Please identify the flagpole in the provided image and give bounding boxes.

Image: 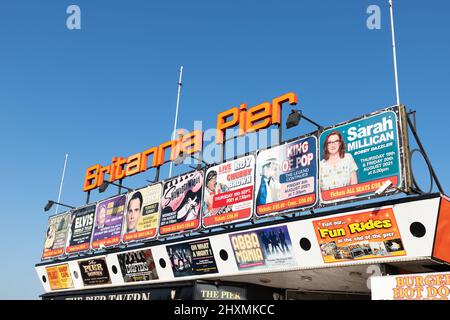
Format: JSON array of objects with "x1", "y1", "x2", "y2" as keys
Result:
[
  {"x1": 389, "y1": 0, "x2": 400, "y2": 105},
  {"x1": 168, "y1": 66, "x2": 184, "y2": 178},
  {"x1": 55, "y1": 153, "x2": 69, "y2": 214}
]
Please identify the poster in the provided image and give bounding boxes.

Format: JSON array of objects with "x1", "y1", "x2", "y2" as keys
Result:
[
  {"x1": 122, "y1": 184, "x2": 162, "y2": 243},
  {"x1": 371, "y1": 271, "x2": 450, "y2": 300},
  {"x1": 255, "y1": 136, "x2": 318, "y2": 216},
  {"x1": 91, "y1": 194, "x2": 126, "y2": 249},
  {"x1": 319, "y1": 109, "x2": 403, "y2": 204},
  {"x1": 66, "y1": 204, "x2": 96, "y2": 254},
  {"x1": 159, "y1": 170, "x2": 203, "y2": 236},
  {"x1": 166, "y1": 239, "x2": 218, "y2": 277},
  {"x1": 46, "y1": 264, "x2": 74, "y2": 290},
  {"x1": 42, "y1": 212, "x2": 71, "y2": 260},
  {"x1": 313, "y1": 208, "x2": 406, "y2": 263},
  {"x1": 195, "y1": 283, "x2": 247, "y2": 300},
  {"x1": 78, "y1": 258, "x2": 111, "y2": 286},
  {"x1": 117, "y1": 249, "x2": 159, "y2": 283},
  {"x1": 202, "y1": 155, "x2": 255, "y2": 228},
  {"x1": 229, "y1": 225, "x2": 296, "y2": 270}
]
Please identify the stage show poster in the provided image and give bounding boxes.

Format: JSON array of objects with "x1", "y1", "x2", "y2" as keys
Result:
[
  {"x1": 319, "y1": 109, "x2": 403, "y2": 204},
  {"x1": 66, "y1": 204, "x2": 96, "y2": 254},
  {"x1": 167, "y1": 239, "x2": 218, "y2": 277},
  {"x1": 42, "y1": 212, "x2": 71, "y2": 260},
  {"x1": 46, "y1": 264, "x2": 74, "y2": 290},
  {"x1": 91, "y1": 194, "x2": 126, "y2": 249},
  {"x1": 202, "y1": 155, "x2": 255, "y2": 228},
  {"x1": 313, "y1": 208, "x2": 406, "y2": 263},
  {"x1": 159, "y1": 171, "x2": 203, "y2": 236},
  {"x1": 78, "y1": 258, "x2": 111, "y2": 286},
  {"x1": 255, "y1": 136, "x2": 318, "y2": 217},
  {"x1": 122, "y1": 184, "x2": 162, "y2": 243},
  {"x1": 117, "y1": 249, "x2": 159, "y2": 283},
  {"x1": 229, "y1": 225, "x2": 296, "y2": 270}
]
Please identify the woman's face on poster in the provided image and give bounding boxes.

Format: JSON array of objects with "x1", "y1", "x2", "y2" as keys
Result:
[{"x1": 326, "y1": 134, "x2": 341, "y2": 155}]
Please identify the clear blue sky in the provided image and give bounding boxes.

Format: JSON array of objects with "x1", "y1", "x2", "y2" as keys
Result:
[{"x1": 0, "y1": 0, "x2": 448, "y2": 299}]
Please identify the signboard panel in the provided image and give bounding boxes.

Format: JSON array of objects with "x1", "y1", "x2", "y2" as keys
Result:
[
  {"x1": 91, "y1": 194, "x2": 126, "y2": 249},
  {"x1": 159, "y1": 171, "x2": 203, "y2": 236},
  {"x1": 44, "y1": 288, "x2": 174, "y2": 300},
  {"x1": 255, "y1": 136, "x2": 318, "y2": 217},
  {"x1": 66, "y1": 204, "x2": 96, "y2": 254},
  {"x1": 117, "y1": 249, "x2": 159, "y2": 283},
  {"x1": 167, "y1": 239, "x2": 218, "y2": 277},
  {"x1": 319, "y1": 108, "x2": 403, "y2": 204},
  {"x1": 42, "y1": 212, "x2": 71, "y2": 260},
  {"x1": 229, "y1": 225, "x2": 296, "y2": 270},
  {"x1": 194, "y1": 283, "x2": 247, "y2": 300},
  {"x1": 313, "y1": 208, "x2": 406, "y2": 263},
  {"x1": 122, "y1": 184, "x2": 162, "y2": 243},
  {"x1": 78, "y1": 258, "x2": 111, "y2": 286},
  {"x1": 45, "y1": 264, "x2": 74, "y2": 290},
  {"x1": 371, "y1": 272, "x2": 450, "y2": 300},
  {"x1": 202, "y1": 155, "x2": 255, "y2": 228}
]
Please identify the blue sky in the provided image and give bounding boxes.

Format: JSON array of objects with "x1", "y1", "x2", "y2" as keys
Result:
[{"x1": 0, "y1": 0, "x2": 449, "y2": 299}]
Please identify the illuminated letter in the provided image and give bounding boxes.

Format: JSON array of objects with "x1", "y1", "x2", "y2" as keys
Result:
[
  {"x1": 246, "y1": 102, "x2": 272, "y2": 133},
  {"x1": 216, "y1": 107, "x2": 240, "y2": 144},
  {"x1": 182, "y1": 130, "x2": 203, "y2": 155},
  {"x1": 271, "y1": 92, "x2": 298, "y2": 125},
  {"x1": 83, "y1": 164, "x2": 101, "y2": 192},
  {"x1": 140, "y1": 147, "x2": 158, "y2": 171},
  {"x1": 125, "y1": 153, "x2": 142, "y2": 176}
]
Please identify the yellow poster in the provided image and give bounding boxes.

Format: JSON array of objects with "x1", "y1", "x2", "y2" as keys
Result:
[{"x1": 46, "y1": 264, "x2": 74, "y2": 290}]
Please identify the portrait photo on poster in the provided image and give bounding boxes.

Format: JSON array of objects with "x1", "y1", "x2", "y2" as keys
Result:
[
  {"x1": 255, "y1": 135, "x2": 318, "y2": 217},
  {"x1": 122, "y1": 184, "x2": 162, "y2": 243},
  {"x1": 318, "y1": 108, "x2": 404, "y2": 204}
]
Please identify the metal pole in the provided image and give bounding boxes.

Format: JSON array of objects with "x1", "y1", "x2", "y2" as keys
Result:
[
  {"x1": 389, "y1": 0, "x2": 401, "y2": 105},
  {"x1": 278, "y1": 112, "x2": 283, "y2": 146},
  {"x1": 406, "y1": 116, "x2": 445, "y2": 194},
  {"x1": 168, "y1": 66, "x2": 184, "y2": 178},
  {"x1": 55, "y1": 153, "x2": 69, "y2": 214}
]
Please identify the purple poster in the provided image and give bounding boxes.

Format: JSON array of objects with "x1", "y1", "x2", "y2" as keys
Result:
[{"x1": 91, "y1": 194, "x2": 126, "y2": 249}]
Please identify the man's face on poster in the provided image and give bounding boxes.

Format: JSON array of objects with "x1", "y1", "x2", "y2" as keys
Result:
[
  {"x1": 263, "y1": 162, "x2": 279, "y2": 179},
  {"x1": 127, "y1": 198, "x2": 141, "y2": 231},
  {"x1": 207, "y1": 175, "x2": 217, "y2": 191},
  {"x1": 97, "y1": 206, "x2": 106, "y2": 227}
]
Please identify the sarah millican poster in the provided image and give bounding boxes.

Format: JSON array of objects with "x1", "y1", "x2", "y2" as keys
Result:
[
  {"x1": 229, "y1": 225, "x2": 296, "y2": 270},
  {"x1": 91, "y1": 194, "x2": 126, "y2": 249},
  {"x1": 117, "y1": 249, "x2": 159, "y2": 282},
  {"x1": 202, "y1": 155, "x2": 255, "y2": 228},
  {"x1": 78, "y1": 258, "x2": 111, "y2": 286},
  {"x1": 319, "y1": 109, "x2": 403, "y2": 203},
  {"x1": 42, "y1": 212, "x2": 71, "y2": 260},
  {"x1": 167, "y1": 239, "x2": 218, "y2": 277},
  {"x1": 313, "y1": 208, "x2": 406, "y2": 263},
  {"x1": 46, "y1": 264, "x2": 74, "y2": 290},
  {"x1": 159, "y1": 171, "x2": 203, "y2": 236},
  {"x1": 122, "y1": 184, "x2": 162, "y2": 243},
  {"x1": 255, "y1": 136, "x2": 318, "y2": 217},
  {"x1": 66, "y1": 204, "x2": 96, "y2": 254}
]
